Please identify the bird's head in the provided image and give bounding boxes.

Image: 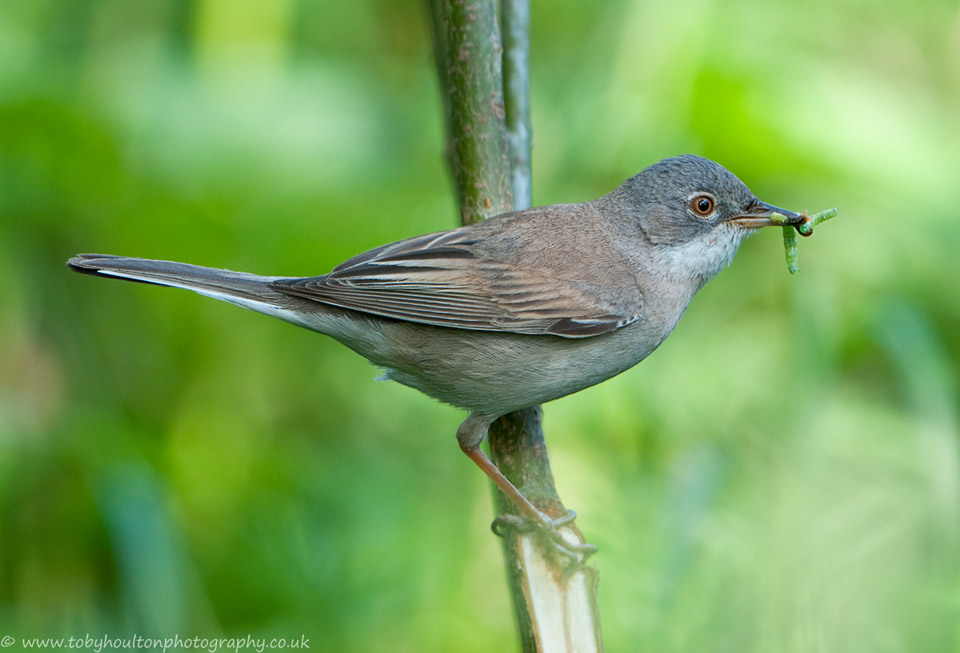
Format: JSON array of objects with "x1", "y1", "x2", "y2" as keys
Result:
[{"x1": 607, "y1": 154, "x2": 801, "y2": 285}]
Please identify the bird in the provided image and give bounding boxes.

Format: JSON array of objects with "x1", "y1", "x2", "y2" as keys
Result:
[{"x1": 68, "y1": 154, "x2": 802, "y2": 553}]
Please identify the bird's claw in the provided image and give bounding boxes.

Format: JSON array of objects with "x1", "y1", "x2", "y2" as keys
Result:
[{"x1": 491, "y1": 509, "x2": 598, "y2": 562}]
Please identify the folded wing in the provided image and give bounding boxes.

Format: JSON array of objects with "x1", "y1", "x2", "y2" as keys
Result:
[{"x1": 271, "y1": 228, "x2": 641, "y2": 338}]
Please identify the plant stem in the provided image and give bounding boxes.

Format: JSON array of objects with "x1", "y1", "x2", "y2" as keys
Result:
[
  {"x1": 426, "y1": 1, "x2": 603, "y2": 650},
  {"x1": 426, "y1": 0, "x2": 511, "y2": 225},
  {"x1": 502, "y1": 0, "x2": 532, "y2": 210}
]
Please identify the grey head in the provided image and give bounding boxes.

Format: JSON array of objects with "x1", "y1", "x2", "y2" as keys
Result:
[{"x1": 598, "y1": 154, "x2": 798, "y2": 286}]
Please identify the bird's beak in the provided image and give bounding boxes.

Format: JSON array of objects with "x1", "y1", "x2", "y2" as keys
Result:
[{"x1": 728, "y1": 200, "x2": 802, "y2": 229}]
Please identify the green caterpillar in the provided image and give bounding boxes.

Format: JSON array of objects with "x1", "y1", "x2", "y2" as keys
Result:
[{"x1": 771, "y1": 208, "x2": 838, "y2": 275}]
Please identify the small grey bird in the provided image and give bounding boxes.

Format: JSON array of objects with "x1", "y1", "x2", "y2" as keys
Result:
[{"x1": 69, "y1": 154, "x2": 802, "y2": 550}]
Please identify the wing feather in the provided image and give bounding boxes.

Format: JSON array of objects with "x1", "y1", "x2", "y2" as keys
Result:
[{"x1": 271, "y1": 227, "x2": 641, "y2": 338}]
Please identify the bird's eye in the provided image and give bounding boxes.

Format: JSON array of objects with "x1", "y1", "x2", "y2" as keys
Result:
[{"x1": 691, "y1": 195, "x2": 715, "y2": 217}]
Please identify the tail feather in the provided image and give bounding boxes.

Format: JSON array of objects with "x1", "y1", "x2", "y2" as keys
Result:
[
  {"x1": 68, "y1": 253, "x2": 288, "y2": 297},
  {"x1": 67, "y1": 254, "x2": 310, "y2": 325}
]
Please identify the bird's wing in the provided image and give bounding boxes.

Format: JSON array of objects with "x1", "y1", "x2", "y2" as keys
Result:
[{"x1": 270, "y1": 227, "x2": 641, "y2": 338}]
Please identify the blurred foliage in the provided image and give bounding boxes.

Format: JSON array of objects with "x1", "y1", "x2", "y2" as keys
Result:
[{"x1": 1, "y1": 0, "x2": 959, "y2": 650}]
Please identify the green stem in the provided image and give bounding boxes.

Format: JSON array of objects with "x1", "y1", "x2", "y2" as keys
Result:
[
  {"x1": 501, "y1": 0, "x2": 532, "y2": 210},
  {"x1": 428, "y1": 0, "x2": 512, "y2": 225},
  {"x1": 426, "y1": 2, "x2": 602, "y2": 650}
]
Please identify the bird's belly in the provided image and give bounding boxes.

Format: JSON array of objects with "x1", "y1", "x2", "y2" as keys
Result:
[{"x1": 368, "y1": 319, "x2": 665, "y2": 415}]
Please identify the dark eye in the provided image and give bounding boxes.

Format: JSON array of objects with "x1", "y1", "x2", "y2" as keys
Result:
[{"x1": 691, "y1": 195, "x2": 715, "y2": 216}]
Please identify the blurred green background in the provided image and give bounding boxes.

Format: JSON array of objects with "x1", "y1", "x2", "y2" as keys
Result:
[{"x1": 2, "y1": 0, "x2": 959, "y2": 650}]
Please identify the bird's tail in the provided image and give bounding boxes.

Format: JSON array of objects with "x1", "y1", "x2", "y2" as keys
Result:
[{"x1": 67, "y1": 254, "x2": 308, "y2": 325}]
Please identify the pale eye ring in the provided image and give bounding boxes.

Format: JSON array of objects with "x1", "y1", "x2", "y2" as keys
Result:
[{"x1": 690, "y1": 195, "x2": 715, "y2": 217}]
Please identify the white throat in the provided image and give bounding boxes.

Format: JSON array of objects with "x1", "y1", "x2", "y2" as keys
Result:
[{"x1": 651, "y1": 224, "x2": 748, "y2": 286}]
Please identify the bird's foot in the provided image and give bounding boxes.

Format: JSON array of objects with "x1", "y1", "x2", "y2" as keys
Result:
[{"x1": 492, "y1": 509, "x2": 598, "y2": 562}]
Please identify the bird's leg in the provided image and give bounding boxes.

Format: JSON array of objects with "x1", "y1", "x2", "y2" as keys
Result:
[{"x1": 457, "y1": 413, "x2": 596, "y2": 558}]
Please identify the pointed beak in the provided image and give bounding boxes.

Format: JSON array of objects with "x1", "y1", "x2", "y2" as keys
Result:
[{"x1": 728, "y1": 200, "x2": 803, "y2": 229}]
